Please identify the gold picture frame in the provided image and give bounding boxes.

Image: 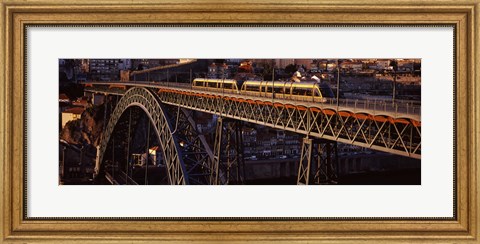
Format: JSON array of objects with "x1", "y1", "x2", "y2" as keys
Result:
[{"x1": 1, "y1": 0, "x2": 478, "y2": 242}]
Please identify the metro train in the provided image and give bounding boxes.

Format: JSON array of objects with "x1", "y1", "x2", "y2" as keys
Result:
[{"x1": 192, "y1": 78, "x2": 335, "y2": 102}]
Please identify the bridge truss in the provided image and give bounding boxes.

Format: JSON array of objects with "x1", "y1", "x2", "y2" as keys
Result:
[{"x1": 155, "y1": 88, "x2": 421, "y2": 159}]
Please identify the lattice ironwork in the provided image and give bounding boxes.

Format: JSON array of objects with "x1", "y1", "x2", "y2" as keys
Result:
[
  {"x1": 297, "y1": 138, "x2": 313, "y2": 185},
  {"x1": 168, "y1": 107, "x2": 215, "y2": 184},
  {"x1": 209, "y1": 117, "x2": 223, "y2": 185},
  {"x1": 209, "y1": 117, "x2": 246, "y2": 185},
  {"x1": 155, "y1": 89, "x2": 421, "y2": 159},
  {"x1": 297, "y1": 138, "x2": 339, "y2": 185},
  {"x1": 312, "y1": 140, "x2": 338, "y2": 184},
  {"x1": 85, "y1": 85, "x2": 421, "y2": 158},
  {"x1": 96, "y1": 87, "x2": 187, "y2": 185}
]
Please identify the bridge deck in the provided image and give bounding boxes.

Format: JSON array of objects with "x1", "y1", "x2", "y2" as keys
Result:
[{"x1": 83, "y1": 81, "x2": 420, "y2": 122}]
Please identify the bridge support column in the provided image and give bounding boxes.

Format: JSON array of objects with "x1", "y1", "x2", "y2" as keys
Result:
[
  {"x1": 209, "y1": 117, "x2": 245, "y2": 185},
  {"x1": 313, "y1": 140, "x2": 339, "y2": 184},
  {"x1": 94, "y1": 94, "x2": 109, "y2": 178},
  {"x1": 297, "y1": 138, "x2": 313, "y2": 185},
  {"x1": 225, "y1": 121, "x2": 245, "y2": 184},
  {"x1": 209, "y1": 117, "x2": 223, "y2": 185},
  {"x1": 94, "y1": 145, "x2": 101, "y2": 179},
  {"x1": 297, "y1": 138, "x2": 339, "y2": 185}
]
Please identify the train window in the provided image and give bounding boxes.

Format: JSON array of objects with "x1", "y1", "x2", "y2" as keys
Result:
[
  {"x1": 245, "y1": 85, "x2": 258, "y2": 92},
  {"x1": 292, "y1": 88, "x2": 313, "y2": 96},
  {"x1": 291, "y1": 88, "x2": 299, "y2": 95},
  {"x1": 207, "y1": 82, "x2": 217, "y2": 88},
  {"x1": 196, "y1": 81, "x2": 204, "y2": 87},
  {"x1": 285, "y1": 86, "x2": 292, "y2": 95},
  {"x1": 291, "y1": 88, "x2": 305, "y2": 96},
  {"x1": 266, "y1": 86, "x2": 273, "y2": 93},
  {"x1": 274, "y1": 87, "x2": 284, "y2": 93},
  {"x1": 223, "y1": 83, "x2": 233, "y2": 89},
  {"x1": 305, "y1": 89, "x2": 313, "y2": 96}
]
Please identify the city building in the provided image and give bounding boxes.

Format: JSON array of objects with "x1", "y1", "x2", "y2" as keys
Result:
[
  {"x1": 59, "y1": 93, "x2": 71, "y2": 114},
  {"x1": 309, "y1": 61, "x2": 319, "y2": 72},
  {"x1": 397, "y1": 59, "x2": 414, "y2": 72},
  {"x1": 60, "y1": 142, "x2": 95, "y2": 185},
  {"x1": 340, "y1": 61, "x2": 363, "y2": 72},
  {"x1": 238, "y1": 60, "x2": 253, "y2": 73},
  {"x1": 118, "y1": 59, "x2": 132, "y2": 70},
  {"x1": 61, "y1": 107, "x2": 84, "y2": 128},
  {"x1": 317, "y1": 60, "x2": 338, "y2": 72},
  {"x1": 131, "y1": 146, "x2": 160, "y2": 166},
  {"x1": 132, "y1": 59, "x2": 180, "y2": 70},
  {"x1": 207, "y1": 62, "x2": 229, "y2": 78},
  {"x1": 80, "y1": 59, "x2": 90, "y2": 73},
  {"x1": 226, "y1": 59, "x2": 241, "y2": 64},
  {"x1": 72, "y1": 97, "x2": 89, "y2": 108},
  {"x1": 87, "y1": 93, "x2": 105, "y2": 106},
  {"x1": 274, "y1": 59, "x2": 295, "y2": 69},
  {"x1": 89, "y1": 59, "x2": 121, "y2": 81},
  {"x1": 294, "y1": 59, "x2": 312, "y2": 70},
  {"x1": 375, "y1": 59, "x2": 391, "y2": 70},
  {"x1": 59, "y1": 93, "x2": 70, "y2": 104}
]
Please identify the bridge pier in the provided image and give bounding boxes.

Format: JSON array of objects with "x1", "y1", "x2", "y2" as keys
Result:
[
  {"x1": 209, "y1": 117, "x2": 246, "y2": 185},
  {"x1": 209, "y1": 117, "x2": 223, "y2": 185},
  {"x1": 297, "y1": 138, "x2": 313, "y2": 185},
  {"x1": 297, "y1": 137, "x2": 338, "y2": 185}
]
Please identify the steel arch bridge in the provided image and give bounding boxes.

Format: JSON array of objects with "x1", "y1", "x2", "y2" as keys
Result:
[{"x1": 86, "y1": 81, "x2": 421, "y2": 185}]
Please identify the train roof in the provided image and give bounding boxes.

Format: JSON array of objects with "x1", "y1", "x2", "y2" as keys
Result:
[
  {"x1": 243, "y1": 80, "x2": 322, "y2": 88},
  {"x1": 243, "y1": 80, "x2": 289, "y2": 87},
  {"x1": 193, "y1": 78, "x2": 238, "y2": 84}
]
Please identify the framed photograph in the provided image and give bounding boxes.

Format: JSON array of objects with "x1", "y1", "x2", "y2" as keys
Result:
[{"x1": 1, "y1": 0, "x2": 478, "y2": 242}]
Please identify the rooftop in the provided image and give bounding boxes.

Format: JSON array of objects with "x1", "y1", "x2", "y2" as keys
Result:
[
  {"x1": 59, "y1": 93, "x2": 69, "y2": 101},
  {"x1": 63, "y1": 107, "x2": 85, "y2": 115}
]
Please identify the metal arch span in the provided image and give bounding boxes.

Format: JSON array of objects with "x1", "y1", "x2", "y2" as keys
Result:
[{"x1": 95, "y1": 87, "x2": 188, "y2": 185}]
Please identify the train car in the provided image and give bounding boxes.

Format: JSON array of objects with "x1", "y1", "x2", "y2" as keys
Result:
[
  {"x1": 241, "y1": 80, "x2": 290, "y2": 98},
  {"x1": 240, "y1": 80, "x2": 334, "y2": 102},
  {"x1": 192, "y1": 78, "x2": 241, "y2": 94}
]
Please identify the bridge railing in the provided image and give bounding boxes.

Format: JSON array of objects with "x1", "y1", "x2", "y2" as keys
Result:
[{"x1": 324, "y1": 98, "x2": 421, "y2": 116}]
